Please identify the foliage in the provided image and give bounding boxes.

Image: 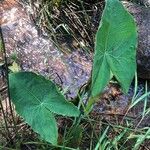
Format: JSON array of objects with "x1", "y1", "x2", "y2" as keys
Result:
[
  {"x1": 91, "y1": 0, "x2": 137, "y2": 97},
  {"x1": 8, "y1": 62, "x2": 21, "y2": 72},
  {"x1": 86, "y1": 0, "x2": 137, "y2": 112},
  {"x1": 9, "y1": 72, "x2": 80, "y2": 145},
  {"x1": 7, "y1": 0, "x2": 145, "y2": 149}
]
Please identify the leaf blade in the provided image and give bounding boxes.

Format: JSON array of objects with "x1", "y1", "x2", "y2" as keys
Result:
[
  {"x1": 9, "y1": 72, "x2": 80, "y2": 144},
  {"x1": 91, "y1": 0, "x2": 137, "y2": 97}
]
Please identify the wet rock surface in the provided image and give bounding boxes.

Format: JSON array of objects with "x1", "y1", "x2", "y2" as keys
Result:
[
  {"x1": 123, "y1": 2, "x2": 150, "y2": 79},
  {"x1": 0, "y1": 0, "x2": 92, "y2": 98}
]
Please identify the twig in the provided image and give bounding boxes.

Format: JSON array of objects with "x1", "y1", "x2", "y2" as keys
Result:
[
  {"x1": 0, "y1": 85, "x2": 7, "y2": 93},
  {"x1": 0, "y1": 94, "x2": 10, "y2": 140},
  {"x1": 0, "y1": 27, "x2": 18, "y2": 138}
]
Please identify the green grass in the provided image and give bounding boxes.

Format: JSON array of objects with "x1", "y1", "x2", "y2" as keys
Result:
[{"x1": 22, "y1": 0, "x2": 103, "y2": 54}]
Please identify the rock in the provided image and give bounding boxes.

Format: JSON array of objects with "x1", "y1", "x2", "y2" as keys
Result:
[
  {"x1": 133, "y1": 0, "x2": 150, "y2": 7},
  {"x1": 0, "y1": 0, "x2": 92, "y2": 98},
  {"x1": 123, "y1": 2, "x2": 150, "y2": 79},
  {"x1": 140, "y1": 0, "x2": 150, "y2": 7}
]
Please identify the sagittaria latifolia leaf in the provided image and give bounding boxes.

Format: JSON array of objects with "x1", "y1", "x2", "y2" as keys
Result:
[
  {"x1": 91, "y1": 0, "x2": 138, "y2": 97},
  {"x1": 9, "y1": 72, "x2": 80, "y2": 145}
]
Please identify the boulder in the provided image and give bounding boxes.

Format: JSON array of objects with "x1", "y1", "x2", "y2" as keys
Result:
[{"x1": 123, "y1": 2, "x2": 150, "y2": 79}]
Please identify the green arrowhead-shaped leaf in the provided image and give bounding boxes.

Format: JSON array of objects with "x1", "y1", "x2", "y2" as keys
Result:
[
  {"x1": 9, "y1": 72, "x2": 80, "y2": 145},
  {"x1": 91, "y1": 0, "x2": 137, "y2": 97}
]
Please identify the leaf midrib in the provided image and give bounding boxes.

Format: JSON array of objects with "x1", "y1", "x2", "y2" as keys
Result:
[{"x1": 19, "y1": 82, "x2": 49, "y2": 105}]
